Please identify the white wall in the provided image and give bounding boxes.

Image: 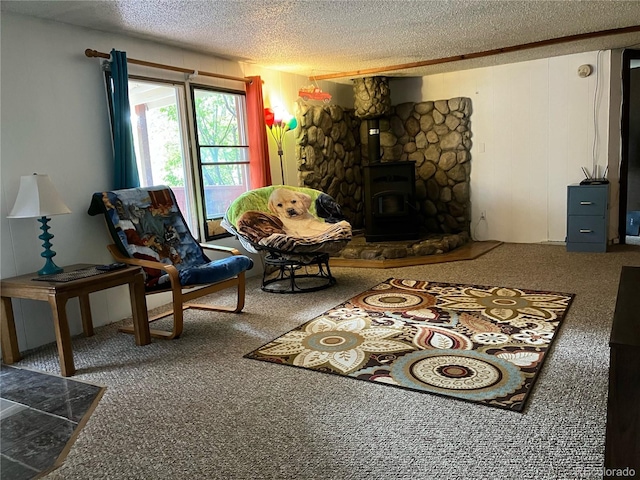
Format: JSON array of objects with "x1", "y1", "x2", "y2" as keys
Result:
[
  {"x1": 390, "y1": 51, "x2": 619, "y2": 244},
  {"x1": 0, "y1": 12, "x2": 351, "y2": 352}
]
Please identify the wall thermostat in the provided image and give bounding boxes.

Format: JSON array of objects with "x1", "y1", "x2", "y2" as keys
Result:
[{"x1": 578, "y1": 64, "x2": 593, "y2": 78}]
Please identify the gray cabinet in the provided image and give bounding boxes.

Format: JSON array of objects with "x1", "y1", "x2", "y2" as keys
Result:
[{"x1": 566, "y1": 184, "x2": 609, "y2": 252}]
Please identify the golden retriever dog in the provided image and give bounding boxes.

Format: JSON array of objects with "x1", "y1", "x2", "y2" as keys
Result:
[{"x1": 268, "y1": 188, "x2": 339, "y2": 237}]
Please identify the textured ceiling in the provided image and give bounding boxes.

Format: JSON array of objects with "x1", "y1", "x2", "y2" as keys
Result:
[{"x1": 3, "y1": 0, "x2": 640, "y2": 82}]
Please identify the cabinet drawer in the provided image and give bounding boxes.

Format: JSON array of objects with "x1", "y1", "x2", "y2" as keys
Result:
[
  {"x1": 568, "y1": 186, "x2": 608, "y2": 216},
  {"x1": 567, "y1": 216, "x2": 607, "y2": 243}
]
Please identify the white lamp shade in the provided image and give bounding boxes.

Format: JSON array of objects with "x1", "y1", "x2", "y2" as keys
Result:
[{"x1": 8, "y1": 174, "x2": 71, "y2": 218}]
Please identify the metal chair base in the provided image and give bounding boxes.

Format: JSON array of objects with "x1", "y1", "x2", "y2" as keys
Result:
[{"x1": 262, "y1": 252, "x2": 336, "y2": 294}]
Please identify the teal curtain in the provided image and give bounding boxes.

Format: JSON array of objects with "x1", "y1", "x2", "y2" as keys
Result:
[{"x1": 110, "y1": 49, "x2": 139, "y2": 189}]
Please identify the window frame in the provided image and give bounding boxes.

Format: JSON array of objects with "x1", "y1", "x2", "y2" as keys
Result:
[{"x1": 189, "y1": 84, "x2": 250, "y2": 241}]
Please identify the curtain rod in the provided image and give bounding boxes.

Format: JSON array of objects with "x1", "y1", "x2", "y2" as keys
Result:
[
  {"x1": 85, "y1": 49, "x2": 252, "y2": 84},
  {"x1": 311, "y1": 24, "x2": 640, "y2": 80}
]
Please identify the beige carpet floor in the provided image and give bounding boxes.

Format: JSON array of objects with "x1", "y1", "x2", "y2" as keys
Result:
[{"x1": 14, "y1": 242, "x2": 640, "y2": 480}]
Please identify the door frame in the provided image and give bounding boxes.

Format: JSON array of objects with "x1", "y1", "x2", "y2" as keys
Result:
[{"x1": 619, "y1": 49, "x2": 640, "y2": 243}]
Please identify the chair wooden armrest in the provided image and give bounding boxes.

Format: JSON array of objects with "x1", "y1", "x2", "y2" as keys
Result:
[
  {"x1": 199, "y1": 243, "x2": 242, "y2": 256},
  {"x1": 106, "y1": 243, "x2": 246, "y2": 339},
  {"x1": 107, "y1": 244, "x2": 180, "y2": 283}
]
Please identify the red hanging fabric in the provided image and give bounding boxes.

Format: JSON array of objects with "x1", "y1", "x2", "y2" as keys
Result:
[{"x1": 246, "y1": 76, "x2": 272, "y2": 188}]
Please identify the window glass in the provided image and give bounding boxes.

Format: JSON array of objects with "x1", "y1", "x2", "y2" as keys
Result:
[
  {"x1": 192, "y1": 87, "x2": 251, "y2": 238},
  {"x1": 128, "y1": 80, "x2": 195, "y2": 231}
]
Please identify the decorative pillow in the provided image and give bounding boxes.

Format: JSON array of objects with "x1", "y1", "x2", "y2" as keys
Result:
[{"x1": 224, "y1": 186, "x2": 325, "y2": 226}]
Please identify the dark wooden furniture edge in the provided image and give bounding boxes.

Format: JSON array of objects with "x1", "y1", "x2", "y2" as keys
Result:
[{"x1": 604, "y1": 266, "x2": 640, "y2": 479}]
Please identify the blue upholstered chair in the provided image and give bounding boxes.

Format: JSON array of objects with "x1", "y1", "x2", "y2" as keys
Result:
[{"x1": 89, "y1": 186, "x2": 253, "y2": 339}]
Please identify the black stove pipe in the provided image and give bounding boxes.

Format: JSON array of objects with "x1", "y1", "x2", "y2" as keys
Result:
[{"x1": 367, "y1": 118, "x2": 381, "y2": 163}]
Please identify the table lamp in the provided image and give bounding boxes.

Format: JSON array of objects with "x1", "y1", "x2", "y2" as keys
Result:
[{"x1": 8, "y1": 174, "x2": 71, "y2": 275}]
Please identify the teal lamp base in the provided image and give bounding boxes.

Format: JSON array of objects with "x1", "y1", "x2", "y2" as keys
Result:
[{"x1": 37, "y1": 216, "x2": 63, "y2": 276}]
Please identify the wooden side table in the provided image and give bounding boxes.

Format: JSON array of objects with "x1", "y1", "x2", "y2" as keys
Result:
[{"x1": 1, "y1": 264, "x2": 150, "y2": 376}]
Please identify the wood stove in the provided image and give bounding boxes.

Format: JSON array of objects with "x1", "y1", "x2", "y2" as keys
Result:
[{"x1": 363, "y1": 161, "x2": 419, "y2": 242}]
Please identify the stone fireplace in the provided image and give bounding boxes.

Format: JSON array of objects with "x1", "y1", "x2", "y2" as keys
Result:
[{"x1": 294, "y1": 81, "x2": 472, "y2": 245}]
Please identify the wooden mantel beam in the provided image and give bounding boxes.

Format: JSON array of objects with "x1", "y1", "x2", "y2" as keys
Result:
[{"x1": 310, "y1": 25, "x2": 640, "y2": 81}]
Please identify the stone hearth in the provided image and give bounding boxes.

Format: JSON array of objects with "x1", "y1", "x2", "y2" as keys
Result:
[{"x1": 332, "y1": 231, "x2": 470, "y2": 261}]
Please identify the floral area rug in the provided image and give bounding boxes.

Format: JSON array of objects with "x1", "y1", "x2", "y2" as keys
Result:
[{"x1": 245, "y1": 279, "x2": 575, "y2": 411}]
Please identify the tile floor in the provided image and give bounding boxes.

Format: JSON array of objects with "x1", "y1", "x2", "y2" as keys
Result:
[{"x1": 0, "y1": 365, "x2": 104, "y2": 479}]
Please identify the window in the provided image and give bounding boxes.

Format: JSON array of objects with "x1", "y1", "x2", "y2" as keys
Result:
[
  {"x1": 128, "y1": 80, "x2": 196, "y2": 231},
  {"x1": 120, "y1": 76, "x2": 250, "y2": 240},
  {"x1": 191, "y1": 87, "x2": 251, "y2": 238}
]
